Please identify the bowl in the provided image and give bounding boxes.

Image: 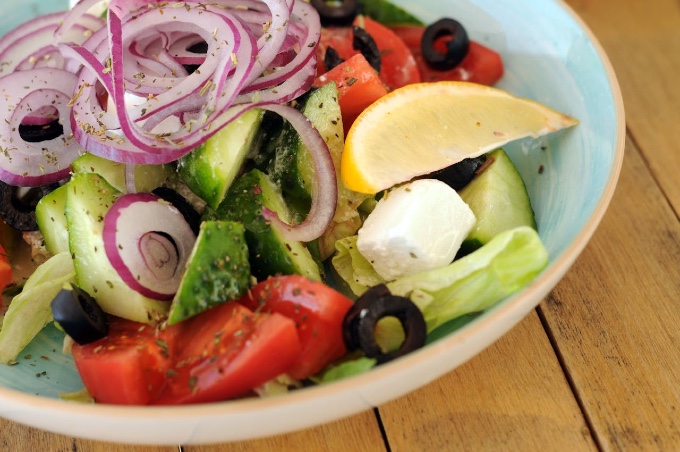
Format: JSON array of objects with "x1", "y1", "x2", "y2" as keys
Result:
[{"x1": 0, "y1": 0, "x2": 624, "y2": 445}]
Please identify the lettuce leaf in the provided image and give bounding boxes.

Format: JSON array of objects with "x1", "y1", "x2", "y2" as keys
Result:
[
  {"x1": 333, "y1": 226, "x2": 549, "y2": 333},
  {"x1": 388, "y1": 226, "x2": 549, "y2": 332},
  {"x1": 357, "y1": 0, "x2": 424, "y2": 26},
  {"x1": 0, "y1": 252, "x2": 75, "y2": 363},
  {"x1": 332, "y1": 235, "x2": 386, "y2": 296}
]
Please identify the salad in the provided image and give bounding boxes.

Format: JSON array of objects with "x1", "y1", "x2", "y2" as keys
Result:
[{"x1": 0, "y1": 0, "x2": 570, "y2": 405}]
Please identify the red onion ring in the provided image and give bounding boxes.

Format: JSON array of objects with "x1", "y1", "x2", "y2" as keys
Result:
[
  {"x1": 260, "y1": 103, "x2": 338, "y2": 243},
  {"x1": 0, "y1": 0, "x2": 336, "y2": 241},
  {"x1": 102, "y1": 192, "x2": 197, "y2": 300},
  {"x1": 0, "y1": 68, "x2": 81, "y2": 186}
]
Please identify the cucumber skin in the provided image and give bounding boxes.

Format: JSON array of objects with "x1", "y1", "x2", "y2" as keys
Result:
[
  {"x1": 458, "y1": 148, "x2": 537, "y2": 256},
  {"x1": 264, "y1": 82, "x2": 367, "y2": 261},
  {"x1": 35, "y1": 184, "x2": 69, "y2": 255},
  {"x1": 168, "y1": 221, "x2": 251, "y2": 324},
  {"x1": 71, "y1": 152, "x2": 170, "y2": 193},
  {"x1": 214, "y1": 169, "x2": 322, "y2": 282},
  {"x1": 65, "y1": 173, "x2": 169, "y2": 324},
  {"x1": 177, "y1": 109, "x2": 264, "y2": 210}
]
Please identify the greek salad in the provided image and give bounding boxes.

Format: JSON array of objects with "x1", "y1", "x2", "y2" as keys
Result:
[{"x1": 0, "y1": 0, "x2": 564, "y2": 405}]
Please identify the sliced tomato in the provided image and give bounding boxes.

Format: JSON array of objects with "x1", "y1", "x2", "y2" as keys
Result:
[
  {"x1": 391, "y1": 25, "x2": 504, "y2": 86},
  {"x1": 71, "y1": 317, "x2": 178, "y2": 405},
  {"x1": 238, "y1": 275, "x2": 354, "y2": 380},
  {"x1": 0, "y1": 243, "x2": 12, "y2": 292},
  {"x1": 313, "y1": 53, "x2": 389, "y2": 133},
  {"x1": 316, "y1": 16, "x2": 421, "y2": 90},
  {"x1": 153, "y1": 302, "x2": 301, "y2": 405}
]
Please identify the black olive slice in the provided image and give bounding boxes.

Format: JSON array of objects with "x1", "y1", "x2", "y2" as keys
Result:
[
  {"x1": 343, "y1": 284, "x2": 426, "y2": 364},
  {"x1": 51, "y1": 285, "x2": 109, "y2": 345},
  {"x1": 151, "y1": 186, "x2": 202, "y2": 236},
  {"x1": 421, "y1": 18, "x2": 470, "y2": 71},
  {"x1": 429, "y1": 155, "x2": 487, "y2": 190},
  {"x1": 0, "y1": 181, "x2": 59, "y2": 231},
  {"x1": 324, "y1": 46, "x2": 346, "y2": 71},
  {"x1": 352, "y1": 26, "x2": 381, "y2": 73},
  {"x1": 311, "y1": 0, "x2": 358, "y2": 26}
]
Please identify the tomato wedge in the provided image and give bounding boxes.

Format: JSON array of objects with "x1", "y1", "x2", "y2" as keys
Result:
[
  {"x1": 390, "y1": 25, "x2": 504, "y2": 86},
  {"x1": 71, "y1": 317, "x2": 178, "y2": 405},
  {"x1": 0, "y1": 243, "x2": 12, "y2": 292},
  {"x1": 317, "y1": 16, "x2": 421, "y2": 90},
  {"x1": 313, "y1": 53, "x2": 389, "y2": 133},
  {"x1": 238, "y1": 275, "x2": 354, "y2": 380},
  {"x1": 153, "y1": 302, "x2": 301, "y2": 405},
  {"x1": 73, "y1": 302, "x2": 302, "y2": 405}
]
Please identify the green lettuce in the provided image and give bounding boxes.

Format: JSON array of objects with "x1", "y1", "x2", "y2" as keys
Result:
[
  {"x1": 332, "y1": 226, "x2": 549, "y2": 333},
  {"x1": 332, "y1": 235, "x2": 386, "y2": 296},
  {"x1": 0, "y1": 252, "x2": 75, "y2": 363}
]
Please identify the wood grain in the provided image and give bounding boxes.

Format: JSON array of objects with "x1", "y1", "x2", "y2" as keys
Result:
[
  {"x1": 379, "y1": 311, "x2": 595, "y2": 451},
  {"x1": 566, "y1": 0, "x2": 680, "y2": 214},
  {"x1": 185, "y1": 411, "x2": 385, "y2": 452},
  {"x1": 540, "y1": 135, "x2": 680, "y2": 450}
]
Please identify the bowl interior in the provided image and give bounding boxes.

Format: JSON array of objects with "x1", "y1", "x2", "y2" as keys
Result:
[{"x1": 0, "y1": 0, "x2": 624, "y2": 445}]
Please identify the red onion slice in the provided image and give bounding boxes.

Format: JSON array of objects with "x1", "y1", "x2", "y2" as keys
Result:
[
  {"x1": 103, "y1": 192, "x2": 197, "y2": 300},
  {"x1": 0, "y1": 68, "x2": 83, "y2": 186},
  {"x1": 260, "y1": 103, "x2": 338, "y2": 243}
]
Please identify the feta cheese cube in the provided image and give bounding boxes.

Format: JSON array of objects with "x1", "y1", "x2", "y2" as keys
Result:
[{"x1": 357, "y1": 179, "x2": 476, "y2": 281}]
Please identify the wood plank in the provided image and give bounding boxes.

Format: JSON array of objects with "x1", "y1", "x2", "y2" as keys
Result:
[
  {"x1": 378, "y1": 311, "x2": 595, "y2": 451},
  {"x1": 184, "y1": 410, "x2": 385, "y2": 452},
  {"x1": 565, "y1": 0, "x2": 680, "y2": 214},
  {"x1": 540, "y1": 134, "x2": 680, "y2": 450},
  {"x1": 0, "y1": 417, "x2": 175, "y2": 452}
]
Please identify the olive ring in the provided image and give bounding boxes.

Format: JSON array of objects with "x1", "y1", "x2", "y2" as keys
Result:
[
  {"x1": 343, "y1": 284, "x2": 427, "y2": 364},
  {"x1": 421, "y1": 18, "x2": 470, "y2": 71}
]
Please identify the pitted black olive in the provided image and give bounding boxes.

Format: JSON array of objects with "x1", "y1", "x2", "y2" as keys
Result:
[
  {"x1": 421, "y1": 18, "x2": 470, "y2": 71},
  {"x1": 0, "y1": 181, "x2": 59, "y2": 231},
  {"x1": 311, "y1": 0, "x2": 358, "y2": 26},
  {"x1": 51, "y1": 284, "x2": 109, "y2": 345},
  {"x1": 429, "y1": 155, "x2": 487, "y2": 190},
  {"x1": 324, "y1": 46, "x2": 346, "y2": 71},
  {"x1": 343, "y1": 284, "x2": 426, "y2": 364},
  {"x1": 18, "y1": 118, "x2": 64, "y2": 143},
  {"x1": 152, "y1": 186, "x2": 202, "y2": 236},
  {"x1": 352, "y1": 26, "x2": 381, "y2": 73}
]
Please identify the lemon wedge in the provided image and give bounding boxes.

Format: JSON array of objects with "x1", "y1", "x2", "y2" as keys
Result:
[{"x1": 341, "y1": 81, "x2": 578, "y2": 194}]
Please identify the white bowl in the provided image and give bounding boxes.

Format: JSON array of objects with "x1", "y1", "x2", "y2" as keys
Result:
[{"x1": 0, "y1": 0, "x2": 624, "y2": 445}]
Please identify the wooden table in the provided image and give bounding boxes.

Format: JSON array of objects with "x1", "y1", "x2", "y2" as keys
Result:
[{"x1": 3, "y1": 0, "x2": 680, "y2": 449}]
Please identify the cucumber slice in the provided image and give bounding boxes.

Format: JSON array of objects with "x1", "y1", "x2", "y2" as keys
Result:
[
  {"x1": 265, "y1": 82, "x2": 367, "y2": 260},
  {"x1": 177, "y1": 108, "x2": 264, "y2": 209},
  {"x1": 35, "y1": 184, "x2": 69, "y2": 255},
  {"x1": 65, "y1": 173, "x2": 169, "y2": 324},
  {"x1": 458, "y1": 148, "x2": 537, "y2": 255},
  {"x1": 216, "y1": 169, "x2": 322, "y2": 282},
  {"x1": 71, "y1": 152, "x2": 171, "y2": 193},
  {"x1": 168, "y1": 220, "x2": 251, "y2": 324}
]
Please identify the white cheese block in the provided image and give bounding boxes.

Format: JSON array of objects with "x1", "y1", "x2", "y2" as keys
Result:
[{"x1": 357, "y1": 179, "x2": 476, "y2": 281}]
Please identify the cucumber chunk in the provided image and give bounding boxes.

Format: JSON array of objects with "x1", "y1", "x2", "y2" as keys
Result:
[
  {"x1": 65, "y1": 173, "x2": 169, "y2": 324},
  {"x1": 71, "y1": 152, "x2": 171, "y2": 193},
  {"x1": 168, "y1": 220, "x2": 251, "y2": 324},
  {"x1": 177, "y1": 108, "x2": 264, "y2": 209},
  {"x1": 458, "y1": 148, "x2": 537, "y2": 255},
  {"x1": 215, "y1": 169, "x2": 322, "y2": 282},
  {"x1": 265, "y1": 82, "x2": 367, "y2": 259},
  {"x1": 35, "y1": 184, "x2": 69, "y2": 255}
]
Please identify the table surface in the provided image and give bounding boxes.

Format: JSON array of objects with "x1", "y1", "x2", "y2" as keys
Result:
[{"x1": 3, "y1": 0, "x2": 680, "y2": 450}]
